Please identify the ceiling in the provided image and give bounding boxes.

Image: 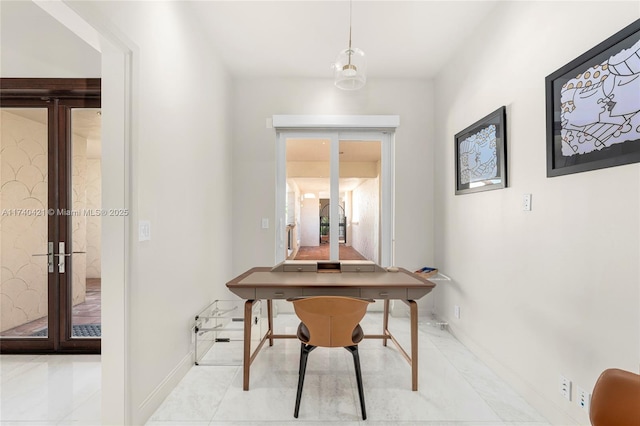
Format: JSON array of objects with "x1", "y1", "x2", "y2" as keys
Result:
[
  {"x1": 169, "y1": 1, "x2": 500, "y2": 196},
  {"x1": 4, "y1": 1, "x2": 503, "y2": 194},
  {"x1": 188, "y1": 1, "x2": 501, "y2": 79},
  {"x1": 287, "y1": 138, "x2": 381, "y2": 162},
  {"x1": 287, "y1": 138, "x2": 382, "y2": 194}
]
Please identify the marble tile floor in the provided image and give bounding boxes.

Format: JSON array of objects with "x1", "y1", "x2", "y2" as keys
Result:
[
  {"x1": 0, "y1": 353, "x2": 101, "y2": 425},
  {"x1": 146, "y1": 313, "x2": 551, "y2": 426},
  {"x1": 0, "y1": 312, "x2": 551, "y2": 426}
]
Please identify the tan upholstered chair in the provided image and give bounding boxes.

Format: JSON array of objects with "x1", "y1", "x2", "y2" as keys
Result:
[
  {"x1": 590, "y1": 368, "x2": 640, "y2": 426},
  {"x1": 288, "y1": 296, "x2": 374, "y2": 420}
]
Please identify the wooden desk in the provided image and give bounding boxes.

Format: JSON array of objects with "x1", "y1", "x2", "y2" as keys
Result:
[{"x1": 226, "y1": 261, "x2": 436, "y2": 391}]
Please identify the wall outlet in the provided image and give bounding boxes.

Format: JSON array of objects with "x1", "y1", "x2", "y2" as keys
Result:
[
  {"x1": 523, "y1": 193, "x2": 532, "y2": 211},
  {"x1": 577, "y1": 386, "x2": 590, "y2": 410},
  {"x1": 559, "y1": 375, "x2": 571, "y2": 401},
  {"x1": 454, "y1": 305, "x2": 461, "y2": 319}
]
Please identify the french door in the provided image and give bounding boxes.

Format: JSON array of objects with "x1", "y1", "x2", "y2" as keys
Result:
[
  {"x1": 276, "y1": 125, "x2": 395, "y2": 266},
  {"x1": 0, "y1": 79, "x2": 101, "y2": 353}
]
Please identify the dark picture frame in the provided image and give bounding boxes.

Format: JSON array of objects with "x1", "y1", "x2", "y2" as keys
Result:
[
  {"x1": 455, "y1": 106, "x2": 507, "y2": 195},
  {"x1": 545, "y1": 19, "x2": 640, "y2": 177}
]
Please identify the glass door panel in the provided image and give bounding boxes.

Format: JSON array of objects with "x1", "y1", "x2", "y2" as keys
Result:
[
  {"x1": 0, "y1": 108, "x2": 50, "y2": 338},
  {"x1": 69, "y1": 108, "x2": 101, "y2": 339},
  {"x1": 339, "y1": 139, "x2": 381, "y2": 263},
  {"x1": 286, "y1": 138, "x2": 330, "y2": 260},
  {"x1": 1, "y1": 80, "x2": 101, "y2": 353},
  {"x1": 276, "y1": 127, "x2": 393, "y2": 267}
]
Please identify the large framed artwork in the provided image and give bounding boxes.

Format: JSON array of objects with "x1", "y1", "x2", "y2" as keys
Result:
[
  {"x1": 546, "y1": 19, "x2": 640, "y2": 177},
  {"x1": 455, "y1": 106, "x2": 507, "y2": 195}
]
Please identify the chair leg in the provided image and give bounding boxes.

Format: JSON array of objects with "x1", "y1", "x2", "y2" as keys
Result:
[
  {"x1": 298, "y1": 342, "x2": 304, "y2": 375},
  {"x1": 294, "y1": 344, "x2": 315, "y2": 418},
  {"x1": 346, "y1": 345, "x2": 367, "y2": 420}
]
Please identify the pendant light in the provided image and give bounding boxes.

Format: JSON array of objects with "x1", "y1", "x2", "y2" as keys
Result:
[{"x1": 334, "y1": 0, "x2": 366, "y2": 90}]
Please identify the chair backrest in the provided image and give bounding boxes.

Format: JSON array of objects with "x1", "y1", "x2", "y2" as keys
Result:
[
  {"x1": 590, "y1": 368, "x2": 640, "y2": 426},
  {"x1": 290, "y1": 296, "x2": 373, "y2": 348}
]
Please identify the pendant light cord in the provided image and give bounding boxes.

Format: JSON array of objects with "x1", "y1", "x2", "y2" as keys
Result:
[{"x1": 348, "y1": 0, "x2": 353, "y2": 66}]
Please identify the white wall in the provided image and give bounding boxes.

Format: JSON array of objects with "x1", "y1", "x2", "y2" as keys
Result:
[
  {"x1": 300, "y1": 195, "x2": 320, "y2": 247},
  {"x1": 231, "y1": 78, "x2": 435, "y2": 278},
  {"x1": 351, "y1": 177, "x2": 379, "y2": 262},
  {"x1": 433, "y1": 2, "x2": 640, "y2": 424},
  {"x1": 72, "y1": 2, "x2": 233, "y2": 423},
  {"x1": 0, "y1": 1, "x2": 100, "y2": 77},
  {"x1": 2, "y1": 1, "x2": 233, "y2": 424}
]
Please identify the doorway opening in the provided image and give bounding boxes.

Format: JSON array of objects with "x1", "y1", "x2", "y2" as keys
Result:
[
  {"x1": 274, "y1": 116, "x2": 398, "y2": 267},
  {"x1": 0, "y1": 78, "x2": 101, "y2": 353}
]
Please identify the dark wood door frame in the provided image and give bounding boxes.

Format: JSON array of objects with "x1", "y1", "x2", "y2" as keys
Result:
[{"x1": 0, "y1": 78, "x2": 101, "y2": 354}]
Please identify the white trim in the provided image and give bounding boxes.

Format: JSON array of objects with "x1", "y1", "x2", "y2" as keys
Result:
[
  {"x1": 136, "y1": 352, "x2": 193, "y2": 422},
  {"x1": 330, "y1": 134, "x2": 340, "y2": 260},
  {"x1": 34, "y1": 0, "x2": 101, "y2": 52},
  {"x1": 275, "y1": 132, "x2": 288, "y2": 258},
  {"x1": 272, "y1": 114, "x2": 400, "y2": 129},
  {"x1": 54, "y1": 2, "x2": 135, "y2": 424},
  {"x1": 380, "y1": 132, "x2": 395, "y2": 266}
]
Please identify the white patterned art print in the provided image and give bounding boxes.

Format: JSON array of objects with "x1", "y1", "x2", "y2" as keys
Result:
[
  {"x1": 547, "y1": 19, "x2": 640, "y2": 177},
  {"x1": 455, "y1": 106, "x2": 507, "y2": 195},
  {"x1": 560, "y1": 39, "x2": 639, "y2": 156}
]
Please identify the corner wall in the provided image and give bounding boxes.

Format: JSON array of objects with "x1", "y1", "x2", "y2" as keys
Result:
[
  {"x1": 116, "y1": 7, "x2": 228, "y2": 426},
  {"x1": 433, "y1": 2, "x2": 639, "y2": 424}
]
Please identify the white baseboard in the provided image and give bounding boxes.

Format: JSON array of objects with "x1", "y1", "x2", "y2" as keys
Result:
[{"x1": 135, "y1": 351, "x2": 194, "y2": 425}]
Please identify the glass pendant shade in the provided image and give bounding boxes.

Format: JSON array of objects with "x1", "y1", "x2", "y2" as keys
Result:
[{"x1": 334, "y1": 47, "x2": 366, "y2": 90}]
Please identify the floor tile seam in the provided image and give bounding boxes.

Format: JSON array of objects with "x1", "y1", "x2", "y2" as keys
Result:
[
  {"x1": 424, "y1": 329, "x2": 545, "y2": 422},
  {"x1": 423, "y1": 331, "x2": 506, "y2": 423},
  {"x1": 207, "y1": 366, "x2": 242, "y2": 424},
  {"x1": 64, "y1": 386, "x2": 101, "y2": 417}
]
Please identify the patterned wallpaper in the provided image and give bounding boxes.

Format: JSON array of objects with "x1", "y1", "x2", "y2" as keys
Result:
[
  {"x1": 71, "y1": 133, "x2": 88, "y2": 306},
  {"x1": 86, "y1": 159, "x2": 101, "y2": 278},
  {"x1": 1, "y1": 110, "x2": 49, "y2": 332}
]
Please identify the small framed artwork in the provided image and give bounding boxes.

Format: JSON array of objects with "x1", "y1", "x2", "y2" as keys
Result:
[
  {"x1": 455, "y1": 106, "x2": 507, "y2": 195},
  {"x1": 546, "y1": 19, "x2": 640, "y2": 177}
]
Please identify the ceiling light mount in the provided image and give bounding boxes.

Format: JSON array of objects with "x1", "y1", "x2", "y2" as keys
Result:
[{"x1": 334, "y1": 0, "x2": 366, "y2": 90}]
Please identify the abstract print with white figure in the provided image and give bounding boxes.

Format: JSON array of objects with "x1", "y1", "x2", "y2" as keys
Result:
[
  {"x1": 560, "y1": 38, "x2": 640, "y2": 156},
  {"x1": 459, "y1": 124, "x2": 498, "y2": 185}
]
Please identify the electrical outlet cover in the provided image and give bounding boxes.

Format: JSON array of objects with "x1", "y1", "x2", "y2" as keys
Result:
[
  {"x1": 577, "y1": 386, "x2": 590, "y2": 410},
  {"x1": 559, "y1": 375, "x2": 572, "y2": 401}
]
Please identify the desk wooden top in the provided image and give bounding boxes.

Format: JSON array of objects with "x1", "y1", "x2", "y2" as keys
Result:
[{"x1": 226, "y1": 265, "x2": 436, "y2": 301}]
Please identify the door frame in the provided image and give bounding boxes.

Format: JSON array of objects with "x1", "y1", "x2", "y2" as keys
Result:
[
  {"x1": 0, "y1": 78, "x2": 101, "y2": 353},
  {"x1": 273, "y1": 115, "x2": 399, "y2": 267}
]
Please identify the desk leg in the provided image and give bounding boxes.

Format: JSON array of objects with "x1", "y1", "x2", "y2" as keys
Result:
[
  {"x1": 383, "y1": 299, "x2": 390, "y2": 347},
  {"x1": 267, "y1": 299, "x2": 274, "y2": 346},
  {"x1": 409, "y1": 300, "x2": 418, "y2": 391},
  {"x1": 243, "y1": 300, "x2": 254, "y2": 391}
]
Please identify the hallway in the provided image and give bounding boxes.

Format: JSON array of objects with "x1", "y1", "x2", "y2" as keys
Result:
[{"x1": 294, "y1": 244, "x2": 368, "y2": 261}]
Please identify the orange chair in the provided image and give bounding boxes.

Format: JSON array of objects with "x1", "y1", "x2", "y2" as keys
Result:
[
  {"x1": 288, "y1": 296, "x2": 374, "y2": 420},
  {"x1": 590, "y1": 368, "x2": 640, "y2": 426}
]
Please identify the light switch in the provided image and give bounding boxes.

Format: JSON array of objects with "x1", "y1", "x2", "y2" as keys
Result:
[
  {"x1": 139, "y1": 220, "x2": 151, "y2": 241},
  {"x1": 261, "y1": 218, "x2": 269, "y2": 229}
]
